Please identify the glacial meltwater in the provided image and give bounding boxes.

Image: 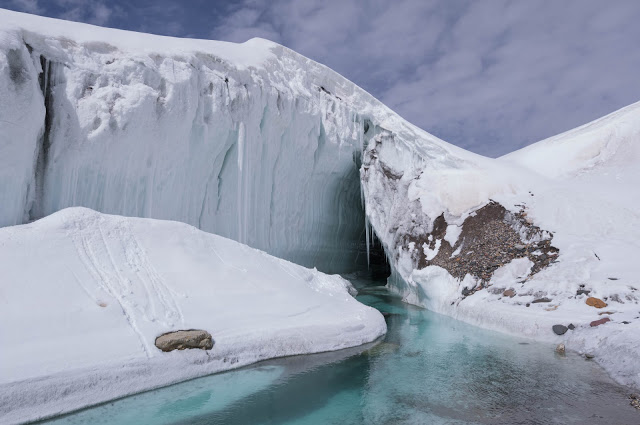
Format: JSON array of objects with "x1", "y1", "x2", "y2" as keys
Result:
[{"x1": 42, "y1": 274, "x2": 638, "y2": 425}]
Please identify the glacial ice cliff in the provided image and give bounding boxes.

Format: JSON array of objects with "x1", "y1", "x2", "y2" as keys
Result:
[{"x1": 0, "y1": 8, "x2": 442, "y2": 272}]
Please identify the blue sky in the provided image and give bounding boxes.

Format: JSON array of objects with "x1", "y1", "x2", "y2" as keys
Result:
[{"x1": 3, "y1": 0, "x2": 640, "y2": 157}]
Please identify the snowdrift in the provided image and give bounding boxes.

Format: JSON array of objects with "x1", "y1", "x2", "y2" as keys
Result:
[{"x1": 0, "y1": 208, "x2": 385, "y2": 424}]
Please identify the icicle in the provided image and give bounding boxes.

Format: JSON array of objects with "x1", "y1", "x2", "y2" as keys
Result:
[
  {"x1": 237, "y1": 122, "x2": 245, "y2": 244},
  {"x1": 365, "y1": 215, "x2": 371, "y2": 269}
]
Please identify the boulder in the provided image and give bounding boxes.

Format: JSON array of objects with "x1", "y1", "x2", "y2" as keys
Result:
[
  {"x1": 532, "y1": 297, "x2": 552, "y2": 303},
  {"x1": 586, "y1": 297, "x2": 607, "y2": 309},
  {"x1": 503, "y1": 289, "x2": 516, "y2": 298},
  {"x1": 589, "y1": 317, "x2": 611, "y2": 327},
  {"x1": 552, "y1": 325, "x2": 568, "y2": 335},
  {"x1": 155, "y1": 329, "x2": 214, "y2": 352}
]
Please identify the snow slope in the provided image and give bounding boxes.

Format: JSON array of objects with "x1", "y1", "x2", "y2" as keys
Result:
[
  {"x1": 0, "y1": 208, "x2": 386, "y2": 424},
  {"x1": 362, "y1": 100, "x2": 640, "y2": 389}
]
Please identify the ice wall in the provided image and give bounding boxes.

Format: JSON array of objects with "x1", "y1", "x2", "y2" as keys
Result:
[
  {"x1": 0, "y1": 10, "x2": 390, "y2": 272},
  {"x1": 0, "y1": 9, "x2": 483, "y2": 274}
]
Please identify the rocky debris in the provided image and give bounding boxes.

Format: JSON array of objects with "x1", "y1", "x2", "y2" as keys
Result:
[
  {"x1": 590, "y1": 317, "x2": 611, "y2": 327},
  {"x1": 555, "y1": 343, "x2": 565, "y2": 354},
  {"x1": 397, "y1": 202, "x2": 558, "y2": 290},
  {"x1": 622, "y1": 321, "x2": 631, "y2": 325},
  {"x1": 585, "y1": 353, "x2": 595, "y2": 359},
  {"x1": 552, "y1": 325, "x2": 568, "y2": 335},
  {"x1": 503, "y1": 289, "x2": 516, "y2": 298},
  {"x1": 608, "y1": 277, "x2": 619, "y2": 281},
  {"x1": 598, "y1": 311, "x2": 615, "y2": 315},
  {"x1": 576, "y1": 289, "x2": 591, "y2": 296},
  {"x1": 586, "y1": 297, "x2": 607, "y2": 309},
  {"x1": 155, "y1": 330, "x2": 214, "y2": 352},
  {"x1": 532, "y1": 297, "x2": 552, "y2": 303},
  {"x1": 630, "y1": 394, "x2": 640, "y2": 410},
  {"x1": 568, "y1": 323, "x2": 575, "y2": 330},
  {"x1": 609, "y1": 294, "x2": 625, "y2": 304}
]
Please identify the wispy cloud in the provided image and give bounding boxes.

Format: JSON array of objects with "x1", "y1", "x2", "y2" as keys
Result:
[
  {"x1": 7, "y1": 0, "x2": 42, "y2": 14},
  {"x1": 211, "y1": 0, "x2": 640, "y2": 157}
]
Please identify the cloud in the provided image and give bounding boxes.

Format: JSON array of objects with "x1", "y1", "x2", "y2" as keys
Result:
[
  {"x1": 53, "y1": 0, "x2": 115, "y2": 26},
  {"x1": 7, "y1": 0, "x2": 42, "y2": 14},
  {"x1": 211, "y1": 0, "x2": 640, "y2": 157}
]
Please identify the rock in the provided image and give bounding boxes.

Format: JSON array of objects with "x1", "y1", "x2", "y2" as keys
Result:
[
  {"x1": 622, "y1": 321, "x2": 631, "y2": 325},
  {"x1": 503, "y1": 289, "x2": 516, "y2": 298},
  {"x1": 155, "y1": 329, "x2": 214, "y2": 352},
  {"x1": 607, "y1": 277, "x2": 619, "y2": 281},
  {"x1": 576, "y1": 289, "x2": 591, "y2": 296},
  {"x1": 532, "y1": 297, "x2": 552, "y2": 303},
  {"x1": 568, "y1": 323, "x2": 575, "y2": 330},
  {"x1": 630, "y1": 394, "x2": 640, "y2": 410},
  {"x1": 585, "y1": 353, "x2": 595, "y2": 359},
  {"x1": 598, "y1": 311, "x2": 614, "y2": 315},
  {"x1": 552, "y1": 325, "x2": 568, "y2": 335},
  {"x1": 589, "y1": 317, "x2": 611, "y2": 327},
  {"x1": 586, "y1": 297, "x2": 607, "y2": 309},
  {"x1": 526, "y1": 303, "x2": 530, "y2": 307},
  {"x1": 555, "y1": 343, "x2": 565, "y2": 354}
]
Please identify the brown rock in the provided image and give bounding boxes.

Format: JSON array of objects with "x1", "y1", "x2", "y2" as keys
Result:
[
  {"x1": 155, "y1": 329, "x2": 214, "y2": 352},
  {"x1": 586, "y1": 297, "x2": 607, "y2": 309},
  {"x1": 590, "y1": 317, "x2": 611, "y2": 327},
  {"x1": 503, "y1": 289, "x2": 516, "y2": 298}
]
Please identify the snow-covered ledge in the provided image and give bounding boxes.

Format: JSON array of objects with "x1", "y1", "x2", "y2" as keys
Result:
[{"x1": 0, "y1": 208, "x2": 386, "y2": 424}]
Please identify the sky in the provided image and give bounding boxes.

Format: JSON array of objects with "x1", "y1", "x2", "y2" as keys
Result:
[{"x1": 2, "y1": 0, "x2": 640, "y2": 157}]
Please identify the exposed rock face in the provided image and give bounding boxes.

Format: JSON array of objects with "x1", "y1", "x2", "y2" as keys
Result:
[
  {"x1": 396, "y1": 202, "x2": 558, "y2": 292},
  {"x1": 586, "y1": 297, "x2": 608, "y2": 309},
  {"x1": 155, "y1": 330, "x2": 214, "y2": 352}
]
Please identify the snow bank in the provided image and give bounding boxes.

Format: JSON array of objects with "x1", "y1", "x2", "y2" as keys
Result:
[
  {"x1": 0, "y1": 208, "x2": 386, "y2": 424},
  {"x1": 362, "y1": 100, "x2": 640, "y2": 390}
]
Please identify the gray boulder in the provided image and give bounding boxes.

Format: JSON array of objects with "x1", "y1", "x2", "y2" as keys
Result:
[
  {"x1": 155, "y1": 330, "x2": 214, "y2": 352},
  {"x1": 552, "y1": 324, "x2": 568, "y2": 335}
]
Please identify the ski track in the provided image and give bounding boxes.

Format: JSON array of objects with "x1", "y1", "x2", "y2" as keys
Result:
[{"x1": 69, "y1": 214, "x2": 184, "y2": 357}]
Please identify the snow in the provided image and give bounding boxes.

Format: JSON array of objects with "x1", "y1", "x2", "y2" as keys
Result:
[
  {"x1": 363, "y1": 100, "x2": 640, "y2": 390},
  {"x1": 1, "y1": 4, "x2": 639, "y2": 408},
  {"x1": 0, "y1": 208, "x2": 386, "y2": 424}
]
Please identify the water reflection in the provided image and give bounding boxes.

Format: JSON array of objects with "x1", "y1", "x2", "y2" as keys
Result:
[{"x1": 43, "y1": 285, "x2": 638, "y2": 425}]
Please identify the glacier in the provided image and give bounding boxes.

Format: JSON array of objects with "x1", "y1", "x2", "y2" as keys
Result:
[
  {"x1": 2, "y1": 5, "x2": 640, "y2": 415},
  {"x1": 0, "y1": 8, "x2": 448, "y2": 273}
]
